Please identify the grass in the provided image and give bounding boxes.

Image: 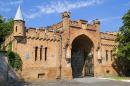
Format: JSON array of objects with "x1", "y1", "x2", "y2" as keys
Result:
[{"x1": 109, "y1": 76, "x2": 130, "y2": 81}]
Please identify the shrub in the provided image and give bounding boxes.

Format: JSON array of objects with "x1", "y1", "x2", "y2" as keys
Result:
[{"x1": 7, "y1": 51, "x2": 22, "y2": 71}]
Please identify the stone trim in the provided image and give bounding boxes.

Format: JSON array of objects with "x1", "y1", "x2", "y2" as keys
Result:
[
  {"x1": 27, "y1": 36, "x2": 60, "y2": 42},
  {"x1": 101, "y1": 43, "x2": 117, "y2": 47}
]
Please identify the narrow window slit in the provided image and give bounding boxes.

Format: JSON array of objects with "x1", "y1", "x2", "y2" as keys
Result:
[
  {"x1": 35, "y1": 46, "x2": 38, "y2": 61},
  {"x1": 106, "y1": 50, "x2": 108, "y2": 61},
  {"x1": 45, "y1": 47, "x2": 47, "y2": 61},
  {"x1": 40, "y1": 46, "x2": 42, "y2": 60}
]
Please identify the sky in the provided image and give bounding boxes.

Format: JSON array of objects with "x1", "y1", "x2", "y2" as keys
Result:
[{"x1": 0, "y1": 0, "x2": 130, "y2": 32}]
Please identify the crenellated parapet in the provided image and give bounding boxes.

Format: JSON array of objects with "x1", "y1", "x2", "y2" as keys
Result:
[
  {"x1": 100, "y1": 32, "x2": 117, "y2": 41},
  {"x1": 48, "y1": 21, "x2": 63, "y2": 30},
  {"x1": 26, "y1": 27, "x2": 60, "y2": 41},
  {"x1": 70, "y1": 19, "x2": 100, "y2": 32}
]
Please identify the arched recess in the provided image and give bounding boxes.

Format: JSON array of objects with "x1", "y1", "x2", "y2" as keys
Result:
[{"x1": 71, "y1": 34, "x2": 94, "y2": 78}]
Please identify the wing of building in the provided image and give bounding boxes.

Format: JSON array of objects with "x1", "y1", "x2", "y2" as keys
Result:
[{"x1": 1, "y1": 6, "x2": 118, "y2": 80}]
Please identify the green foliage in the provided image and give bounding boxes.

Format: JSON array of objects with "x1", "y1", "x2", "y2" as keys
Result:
[
  {"x1": 0, "y1": 16, "x2": 13, "y2": 46},
  {"x1": 109, "y1": 76, "x2": 130, "y2": 80},
  {"x1": 113, "y1": 10, "x2": 130, "y2": 76},
  {"x1": 6, "y1": 42, "x2": 22, "y2": 71},
  {"x1": 116, "y1": 10, "x2": 130, "y2": 60},
  {"x1": 7, "y1": 42, "x2": 12, "y2": 51},
  {"x1": 0, "y1": 15, "x2": 22, "y2": 71},
  {"x1": 7, "y1": 51, "x2": 22, "y2": 71}
]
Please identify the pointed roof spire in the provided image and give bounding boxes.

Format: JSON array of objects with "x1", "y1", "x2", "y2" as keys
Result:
[{"x1": 14, "y1": 5, "x2": 24, "y2": 21}]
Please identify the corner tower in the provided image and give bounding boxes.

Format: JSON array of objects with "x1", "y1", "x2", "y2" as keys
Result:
[
  {"x1": 62, "y1": 11, "x2": 70, "y2": 30},
  {"x1": 13, "y1": 5, "x2": 25, "y2": 39}
]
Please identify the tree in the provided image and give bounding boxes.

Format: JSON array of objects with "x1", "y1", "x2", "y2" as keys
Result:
[
  {"x1": 116, "y1": 10, "x2": 130, "y2": 60},
  {"x1": 0, "y1": 16, "x2": 22, "y2": 71},
  {"x1": 0, "y1": 16, "x2": 13, "y2": 46},
  {"x1": 115, "y1": 10, "x2": 130, "y2": 76}
]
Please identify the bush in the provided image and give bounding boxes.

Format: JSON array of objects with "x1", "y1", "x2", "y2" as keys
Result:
[{"x1": 7, "y1": 51, "x2": 22, "y2": 71}]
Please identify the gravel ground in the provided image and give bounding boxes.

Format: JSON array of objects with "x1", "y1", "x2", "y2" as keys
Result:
[{"x1": 7, "y1": 77, "x2": 130, "y2": 86}]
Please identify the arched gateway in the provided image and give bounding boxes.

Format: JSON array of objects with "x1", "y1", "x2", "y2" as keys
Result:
[{"x1": 71, "y1": 34, "x2": 94, "y2": 78}]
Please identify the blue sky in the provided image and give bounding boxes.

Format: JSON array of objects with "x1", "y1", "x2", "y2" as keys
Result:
[{"x1": 0, "y1": 0, "x2": 130, "y2": 32}]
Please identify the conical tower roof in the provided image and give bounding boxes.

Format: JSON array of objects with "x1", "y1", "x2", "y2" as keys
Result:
[{"x1": 14, "y1": 5, "x2": 24, "y2": 21}]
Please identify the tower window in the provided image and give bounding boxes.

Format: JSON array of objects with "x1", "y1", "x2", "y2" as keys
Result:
[
  {"x1": 106, "y1": 50, "x2": 108, "y2": 61},
  {"x1": 40, "y1": 46, "x2": 43, "y2": 60},
  {"x1": 45, "y1": 47, "x2": 47, "y2": 61},
  {"x1": 35, "y1": 46, "x2": 38, "y2": 61},
  {"x1": 16, "y1": 26, "x2": 18, "y2": 32}
]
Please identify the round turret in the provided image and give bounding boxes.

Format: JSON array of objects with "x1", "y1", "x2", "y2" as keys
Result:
[{"x1": 13, "y1": 5, "x2": 26, "y2": 41}]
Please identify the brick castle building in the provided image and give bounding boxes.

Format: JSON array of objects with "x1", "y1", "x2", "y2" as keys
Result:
[{"x1": 2, "y1": 6, "x2": 118, "y2": 80}]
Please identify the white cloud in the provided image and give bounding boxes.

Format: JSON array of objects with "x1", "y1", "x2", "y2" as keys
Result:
[
  {"x1": 25, "y1": 0, "x2": 104, "y2": 19},
  {"x1": 0, "y1": 0, "x2": 23, "y2": 13},
  {"x1": 100, "y1": 16, "x2": 121, "y2": 22},
  {"x1": 0, "y1": 0, "x2": 23, "y2": 6},
  {"x1": 8, "y1": 0, "x2": 23, "y2": 5}
]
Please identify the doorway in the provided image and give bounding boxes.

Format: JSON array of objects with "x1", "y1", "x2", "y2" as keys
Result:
[{"x1": 71, "y1": 35, "x2": 94, "y2": 78}]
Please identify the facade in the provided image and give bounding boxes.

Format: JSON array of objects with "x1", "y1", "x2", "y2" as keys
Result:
[{"x1": 2, "y1": 6, "x2": 118, "y2": 80}]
